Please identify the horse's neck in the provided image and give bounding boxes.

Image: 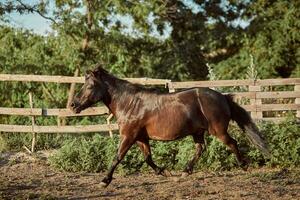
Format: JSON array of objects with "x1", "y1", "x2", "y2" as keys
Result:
[{"x1": 101, "y1": 75, "x2": 130, "y2": 116}]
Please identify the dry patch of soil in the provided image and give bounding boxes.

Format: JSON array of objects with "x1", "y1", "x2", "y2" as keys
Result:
[{"x1": 0, "y1": 151, "x2": 299, "y2": 200}]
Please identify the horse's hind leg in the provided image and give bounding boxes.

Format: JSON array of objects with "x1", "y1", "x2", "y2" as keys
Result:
[
  {"x1": 136, "y1": 138, "x2": 171, "y2": 177},
  {"x1": 182, "y1": 130, "x2": 205, "y2": 177},
  {"x1": 210, "y1": 123, "x2": 248, "y2": 170}
]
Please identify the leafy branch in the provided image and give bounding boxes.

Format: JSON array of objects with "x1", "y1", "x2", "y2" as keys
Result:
[{"x1": 15, "y1": 0, "x2": 57, "y2": 25}]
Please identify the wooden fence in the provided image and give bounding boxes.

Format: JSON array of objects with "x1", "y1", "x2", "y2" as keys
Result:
[
  {"x1": 170, "y1": 78, "x2": 300, "y2": 122},
  {"x1": 1, "y1": 74, "x2": 299, "y2": 137}
]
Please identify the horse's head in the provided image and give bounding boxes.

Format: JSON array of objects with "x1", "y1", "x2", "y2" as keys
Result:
[{"x1": 71, "y1": 68, "x2": 107, "y2": 113}]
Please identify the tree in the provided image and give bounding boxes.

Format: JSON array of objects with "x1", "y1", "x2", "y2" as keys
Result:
[
  {"x1": 2, "y1": 0, "x2": 299, "y2": 80},
  {"x1": 28, "y1": 0, "x2": 248, "y2": 80},
  {"x1": 214, "y1": 0, "x2": 300, "y2": 79}
]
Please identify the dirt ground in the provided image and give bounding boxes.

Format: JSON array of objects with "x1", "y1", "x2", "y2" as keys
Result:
[{"x1": 0, "y1": 151, "x2": 299, "y2": 200}]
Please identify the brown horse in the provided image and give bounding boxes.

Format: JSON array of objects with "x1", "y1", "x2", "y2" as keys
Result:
[{"x1": 71, "y1": 64, "x2": 270, "y2": 187}]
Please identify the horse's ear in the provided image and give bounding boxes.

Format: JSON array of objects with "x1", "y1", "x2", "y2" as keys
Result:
[
  {"x1": 94, "y1": 62, "x2": 109, "y2": 74},
  {"x1": 90, "y1": 62, "x2": 108, "y2": 78},
  {"x1": 94, "y1": 62, "x2": 103, "y2": 70},
  {"x1": 84, "y1": 70, "x2": 92, "y2": 80},
  {"x1": 93, "y1": 63, "x2": 103, "y2": 74},
  {"x1": 94, "y1": 67, "x2": 101, "y2": 74},
  {"x1": 92, "y1": 68, "x2": 102, "y2": 77}
]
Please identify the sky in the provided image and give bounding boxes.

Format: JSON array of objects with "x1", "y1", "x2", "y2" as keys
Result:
[
  {"x1": 1, "y1": 0, "x2": 53, "y2": 34},
  {"x1": 7, "y1": 12, "x2": 52, "y2": 35},
  {"x1": 3, "y1": 0, "x2": 171, "y2": 38},
  {"x1": 2, "y1": 0, "x2": 249, "y2": 36}
]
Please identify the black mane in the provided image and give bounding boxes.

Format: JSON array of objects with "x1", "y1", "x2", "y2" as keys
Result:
[{"x1": 94, "y1": 65, "x2": 165, "y2": 95}]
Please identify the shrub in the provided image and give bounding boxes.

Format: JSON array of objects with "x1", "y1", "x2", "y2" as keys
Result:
[
  {"x1": 0, "y1": 133, "x2": 75, "y2": 152},
  {"x1": 49, "y1": 134, "x2": 117, "y2": 172},
  {"x1": 46, "y1": 117, "x2": 299, "y2": 174},
  {"x1": 263, "y1": 118, "x2": 300, "y2": 167}
]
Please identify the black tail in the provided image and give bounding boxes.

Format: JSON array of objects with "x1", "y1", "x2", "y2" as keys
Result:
[{"x1": 225, "y1": 94, "x2": 271, "y2": 158}]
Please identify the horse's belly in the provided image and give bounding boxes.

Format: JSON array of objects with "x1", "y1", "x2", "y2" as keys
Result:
[
  {"x1": 147, "y1": 126, "x2": 188, "y2": 141},
  {"x1": 145, "y1": 109, "x2": 202, "y2": 141}
]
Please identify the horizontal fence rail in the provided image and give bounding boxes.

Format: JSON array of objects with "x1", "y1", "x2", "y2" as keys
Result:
[
  {"x1": 1, "y1": 103, "x2": 298, "y2": 116},
  {"x1": 0, "y1": 107, "x2": 109, "y2": 117},
  {"x1": 170, "y1": 78, "x2": 300, "y2": 89},
  {"x1": 0, "y1": 124, "x2": 119, "y2": 133},
  {"x1": 0, "y1": 74, "x2": 171, "y2": 85},
  {"x1": 0, "y1": 74, "x2": 84, "y2": 83},
  {"x1": 223, "y1": 91, "x2": 300, "y2": 99}
]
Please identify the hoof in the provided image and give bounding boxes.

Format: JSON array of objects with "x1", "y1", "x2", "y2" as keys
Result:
[
  {"x1": 239, "y1": 161, "x2": 249, "y2": 171},
  {"x1": 99, "y1": 181, "x2": 109, "y2": 188},
  {"x1": 172, "y1": 176, "x2": 181, "y2": 182},
  {"x1": 100, "y1": 177, "x2": 111, "y2": 188},
  {"x1": 156, "y1": 168, "x2": 172, "y2": 177},
  {"x1": 162, "y1": 169, "x2": 172, "y2": 177},
  {"x1": 241, "y1": 164, "x2": 248, "y2": 171},
  {"x1": 181, "y1": 172, "x2": 190, "y2": 178}
]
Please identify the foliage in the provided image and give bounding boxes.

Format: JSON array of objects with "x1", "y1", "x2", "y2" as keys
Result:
[
  {"x1": 263, "y1": 118, "x2": 300, "y2": 167},
  {"x1": 1, "y1": 1, "x2": 299, "y2": 81},
  {"x1": 0, "y1": 132, "x2": 78, "y2": 152},
  {"x1": 49, "y1": 134, "x2": 117, "y2": 172},
  {"x1": 48, "y1": 117, "x2": 299, "y2": 174},
  {"x1": 214, "y1": 0, "x2": 300, "y2": 79}
]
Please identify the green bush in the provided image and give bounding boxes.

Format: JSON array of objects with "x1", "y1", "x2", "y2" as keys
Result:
[
  {"x1": 49, "y1": 134, "x2": 117, "y2": 172},
  {"x1": 263, "y1": 118, "x2": 300, "y2": 167},
  {"x1": 0, "y1": 133, "x2": 76, "y2": 152},
  {"x1": 48, "y1": 117, "x2": 299, "y2": 174}
]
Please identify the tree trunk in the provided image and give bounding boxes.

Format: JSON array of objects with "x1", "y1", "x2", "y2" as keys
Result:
[{"x1": 63, "y1": 0, "x2": 93, "y2": 125}]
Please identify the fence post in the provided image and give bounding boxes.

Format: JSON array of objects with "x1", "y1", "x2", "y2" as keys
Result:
[
  {"x1": 106, "y1": 113, "x2": 114, "y2": 138},
  {"x1": 29, "y1": 92, "x2": 37, "y2": 153},
  {"x1": 167, "y1": 80, "x2": 175, "y2": 93},
  {"x1": 248, "y1": 80, "x2": 263, "y2": 120},
  {"x1": 57, "y1": 116, "x2": 61, "y2": 126},
  {"x1": 295, "y1": 84, "x2": 300, "y2": 119}
]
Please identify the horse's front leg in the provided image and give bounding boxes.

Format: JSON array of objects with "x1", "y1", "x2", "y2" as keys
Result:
[{"x1": 100, "y1": 133, "x2": 136, "y2": 187}]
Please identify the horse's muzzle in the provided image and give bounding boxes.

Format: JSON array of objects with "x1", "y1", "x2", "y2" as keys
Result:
[{"x1": 70, "y1": 101, "x2": 81, "y2": 114}]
